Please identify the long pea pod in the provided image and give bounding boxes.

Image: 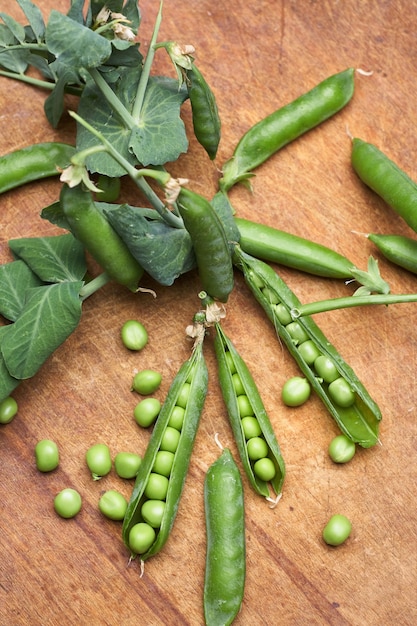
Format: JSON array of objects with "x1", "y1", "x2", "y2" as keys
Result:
[
  {"x1": 367, "y1": 233, "x2": 417, "y2": 275},
  {"x1": 214, "y1": 322, "x2": 285, "y2": 503},
  {"x1": 233, "y1": 246, "x2": 381, "y2": 448},
  {"x1": 186, "y1": 63, "x2": 221, "y2": 160},
  {"x1": 122, "y1": 327, "x2": 208, "y2": 563},
  {"x1": 219, "y1": 68, "x2": 355, "y2": 192}
]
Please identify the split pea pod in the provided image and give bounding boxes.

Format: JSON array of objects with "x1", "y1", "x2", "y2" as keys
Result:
[
  {"x1": 59, "y1": 183, "x2": 144, "y2": 292},
  {"x1": 186, "y1": 63, "x2": 221, "y2": 160},
  {"x1": 122, "y1": 327, "x2": 208, "y2": 562},
  {"x1": 214, "y1": 322, "x2": 285, "y2": 503},
  {"x1": 233, "y1": 246, "x2": 381, "y2": 448},
  {"x1": 367, "y1": 233, "x2": 417, "y2": 275},
  {"x1": 351, "y1": 138, "x2": 417, "y2": 233},
  {"x1": 204, "y1": 447, "x2": 245, "y2": 626},
  {"x1": 0, "y1": 142, "x2": 76, "y2": 194},
  {"x1": 219, "y1": 68, "x2": 355, "y2": 191},
  {"x1": 177, "y1": 187, "x2": 234, "y2": 302}
]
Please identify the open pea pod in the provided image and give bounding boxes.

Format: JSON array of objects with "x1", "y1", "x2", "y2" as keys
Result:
[
  {"x1": 122, "y1": 333, "x2": 208, "y2": 562},
  {"x1": 214, "y1": 322, "x2": 285, "y2": 502},
  {"x1": 233, "y1": 246, "x2": 381, "y2": 448}
]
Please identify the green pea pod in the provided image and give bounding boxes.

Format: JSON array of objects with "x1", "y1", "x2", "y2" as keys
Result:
[
  {"x1": 186, "y1": 63, "x2": 221, "y2": 160},
  {"x1": 219, "y1": 68, "x2": 355, "y2": 191},
  {"x1": 60, "y1": 183, "x2": 144, "y2": 292},
  {"x1": 368, "y1": 233, "x2": 417, "y2": 275},
  {"x1": 177, "y1": 187, "x2": 234, "y2": 302},
  {"x1": 234, "y1": 246, "x2": 381, "y2": 448},
  {"x1": 122, "y1": 337, "x2": 208, "y2": 562},
  {"x1": 352, "y1": 138, "x2": 417, "y2": 233},
  {"x1": 235, "y1": 216, "x2": 355, "y2": 278},
  {"x1": 204, "y1": 447, "x2": 245, "y2": 626},
  {"x1": 214, "y1": 323, "x2": 285, "y2": 502},
  {"x1": 0, "y1": 142, "x2": 76, "y2": 194}
]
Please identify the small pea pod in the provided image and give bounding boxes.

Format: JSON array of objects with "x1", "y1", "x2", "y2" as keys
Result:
[
  {"x1": 186, "y1": 63, "x2": 221, "y2": 160},
  {"x1": 204, "y1": 447, "x2": 245, "y2": 626},
  {"x1": 367, "y1": 233, "x2": 417, "y2": 275},
  {"x1": 177, "y1": 187, "x2": 234, "y2": 302},
  {"x1": 0, "y1": 142, "x2": 75, "y2": 194},
  {"x1": 220, "y1": 68, "x2": 355, "y2": 191},
  {"x1": 351, "y1": 138, "x2": 417, "y2": 233},
  {"x1": 59, "y1": 183, "x2": 144, "y2": 292},
  {"x1": 214, "y1": 322, "x2": 285, "y2": 503},
  {"x1": 233, "y1": 246, "x2": 381, "y2": 448},
  {"x1": 122, "y1": 329, "x2": 208, "y2": 562}
]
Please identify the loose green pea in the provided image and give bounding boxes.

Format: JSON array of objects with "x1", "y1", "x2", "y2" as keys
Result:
[
  {"x1": 253, "y1": 457, "x2": 276, "y2": 482},
  {"x1": 176, "y1": 382, "x2": 191, "y2": 409},
  {"x1": 144, "y1": 473, "x2": 169, "y2": 500},
  {"x1": 246, "y1": 436, "x2": 268, "y2": 461},
  {"x1": 129, "y1": 522, "x2": 156, "y2": 554},
  {"x1": 168, "y1": 405, "x2": 185, "y2": 430},
  {"x1": 314, "y1": 355, "x2": 339, "y2": 383},
  {"x1": 35, "y1": 439, "x2": 59, "y2": 472},
  {"x1": 141, "y1": 499, "x2": 166, "y2": 528},
  {"x1": 275, "y1": 303, "x2": 292, "y2": 325},
  {"x1": 134, "y1": 397, "x2": 161, "y2": 428},
  {"x1": 114, "y1": 452, "x2": 142, "y2": 479},
  {"x1": 328, "y1": 378, "x2": 355, "y2": 408},
  {"x1": 152, "y1": 450, "x2": 175, "y2": 477},
  {"x1": 241, "y1": 416, "x2": 262, "y2": 439},
  {"x1": 121, "y1": 320, "x2": 148, "y2": 351},
  {"x1": 86, "y1": 443, "x2": 112, "y2": 480},
  {"x1": 232, "y1": 373, "x2": 245, "y2": 396},
  {"x1": 132, "y1": 369, "x2": 162, "y2": 395},
  {"x1": 281, "y1": 376, "x2": 311, "y2": 407},
  {"x1": 328, "y1": 435, "x2": 356, "y2": 463},
  {"x1": 237, "y1": 394, "x2": 254, "y2": 418},
  {"x1": 99, "y1": 490, "x2": 128, "y2": 520},
  {"x1": 286, "y1": 321, "x2": 309, "y2": 344},
  {"x1": 54, "y1": 488, "x2": 82, "y2": 519},
  {"x1": 297, "y1": 340, "x2": 321, "y2": 365},
  {"x1": 322, "y1": 514, "x2": 352, "y2": 546},
  {"x1": 0, "y1": 396, "x2": 18, "y2": 424}
]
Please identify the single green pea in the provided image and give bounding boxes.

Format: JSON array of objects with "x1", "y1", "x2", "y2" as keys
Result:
[
  {"x1": 0, "y1": 396, "x2": 18, "y2": 424},
  {"x1": 232, "y1": 373, "x2": 245, "y2": 396},
  {"x1": 237, "y1": 394, "x2": 254, "y2": 418},
  {"x1": 144, "y1": 473, "x2": 169, "y2": 500},
  {"x1": 225, "y1": 351, "x2": 236, "y2": 374},
  {"x1": 54, "y1": 488, "x2": 82, "y2": 519},
  {"x1": 328, "y1": 435, "x2": 356, "y2": 463},
  {"x1": 241, "y1": 416, "x2": 262, "y2": 439},
  {"x1": 275, "y1": 303, "x2": 292, "y2": 325},
  {"x1": 99, "y1": 490, "x2": 128, "y2": 520},
  {"x1": 314, "y1": 355, "x2": 339, "y2": 383},
  {"x1": 128, "y1": 522, "x2": 156, "y2": 554},
  {"x1": 261, "y1": 286, "x2": 280, "y2": 304},
  {"x1": 141, "y1": 499, "x2": 166, "y2": 528},
  {"x1": 35, "y1": 439, "x2": 59, "y2": 472},
  {"x1": 86, "y1": 443, "x2": 112, "y2": 480},
  {"x1": 246, "y1": 436, "x2": 268, "y2": 461},
  {"x1": 328, "y1": 378, "x2": 355, "y2": 408},
  {"x1": 246, "y1": 269, "x2": 265, "y2": 290},
  {"x1": 132, "y1": 369, "x2": 162, "y2": 395},
  {"x1": 297, "y1": 340, "x2": 321, "y2": 365},
  {"x1": 253, "y1": 457, "x2": 276, "y2": 482},
  {"x1": 286, "y1": 321, "x2": 309, "y2": 345},
  {"x1": 160, "y1": 426, "x2": 181, "y2": 453},
  {"x1": 322, "y1": 514, "x2": 352, "y2": 546},
  {"x1": 168, "y1": 405, "x2": 185, "y2": 430},
  {"x1": 134, "y1": 397, "x2": 161, "y2": 428},
  {"x1": 152, "y1": 450, "x2": 175, "y2": 477},
  {"x1": 121, "y1": 320, "x2": 148, "y2": 351},
  {"x1": 176, "y1": 382, "x2": 191, "y2": 409},
  {"x1": 281, "y1": 376, "x2": 311, "y2": 407},
  {"x1": 114, "y1": 452, "x2": 142, "y2": 479}
]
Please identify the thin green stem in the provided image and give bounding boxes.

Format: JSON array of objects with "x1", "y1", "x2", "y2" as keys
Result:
[
  {"x1": 88, "y1": 67, "x2": 136, "y2": 129},
  {"x1": 291, "y1": 293, "x2": 417, "y2": 318},
  {"x1": 131, "y1": 0, "x2": 163, "y2": 122},
  {"x1": 79, "y1": 272, "x2": 111, "y2": 300},
  {"x1": 0, "y1": 70, "x2": 82, "y2": 95}
]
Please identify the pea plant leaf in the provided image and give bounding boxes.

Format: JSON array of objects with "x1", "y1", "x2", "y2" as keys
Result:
[
  {"x1": 8, "y1": 234, "x2": 87, "y2": 283},
  {"x1": 105, "y1": 203, "x2": 196, "y2": 285},
  {"x1": 16, "y1": 0, "x2": 46, "y2": 42},
  {"x1": 0, "y1": 260, "x2": 43, "y2": 322},
  {"x1": 350, "y1": 256, "x2": 390, "y2": 296},
  {"x1": 0, "y1": 327, "x2": 20, "y2": 400},
  {"x1": 0, "y1": 13, "x2": 26, "y2": 44},
  {"x1": 1, "y1": 281, "x2": 83, "y2": 380}
]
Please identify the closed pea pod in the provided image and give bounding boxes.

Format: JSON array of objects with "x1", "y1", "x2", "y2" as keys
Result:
[
  {"x1": 367, "y1": 233, "x2": 417, "y2": 275},
  {"x1": 204, "y1": 447, "x2": 245, "y2": 626},
  {"x1": 122, "y1": 323, "x2": 208, "y2": 562},
  {"x1": 186, "y1": 63, "x2": 221, "y2": 160}
]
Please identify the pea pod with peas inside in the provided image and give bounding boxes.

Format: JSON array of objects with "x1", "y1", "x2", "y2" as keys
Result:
[
  {"x1": 233, "y1": 246, "x2": 381, "y2": 448},
  {"x1": 213, "y1": 322, "x2": 285, "y2": 503},
  {"x1": 122, "y1": 318, "x2": 208, "y2": 563}
]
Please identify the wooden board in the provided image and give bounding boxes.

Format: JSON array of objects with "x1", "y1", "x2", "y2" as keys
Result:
[{"x1": 1, "y1": 1, "x2": 417, "y2": 624}]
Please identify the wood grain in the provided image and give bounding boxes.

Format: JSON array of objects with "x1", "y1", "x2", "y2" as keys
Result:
[{"x1": 1, "y1": 1, "x2": 417, "y2": 625}]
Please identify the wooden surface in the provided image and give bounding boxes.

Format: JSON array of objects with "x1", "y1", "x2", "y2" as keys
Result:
[{"x1": 1, "y1": 1, "x2": 417, "y2": 625}]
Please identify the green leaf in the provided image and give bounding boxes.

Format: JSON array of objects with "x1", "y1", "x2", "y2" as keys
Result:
[
  {"x1": 351, "y1": 256, "x2": 390, "y2": 296},
  {"x1": 16, "y1": 0, "x2": 46, "y2": 42},
  {"x1": 0, "y1": 47, "x2": 30, "y2": 73},
  {"x1": 1, "y1": 281, "x2": 83, "y2": 380},
  {"x1": 44, "y1": 68, "x2": 74, "y2": 127},
  {"x1": 0, "y1": 326, "x2": 20, "y2": 401},
  {"x1": 8, "y1": 234, "x2": 87, "y2": 283},
  {"x1": 0, "y1": 13, "x2": 26, "y2": 44},
  {"x1": 40, "y1": 201, "x2": 71, "y2": 230},
  {"x1": 105, "y1": 203, "x2": 196, "y2": 285},
  {"x1": 0, "y1": 260, "x2": 43, "y2": 322}
]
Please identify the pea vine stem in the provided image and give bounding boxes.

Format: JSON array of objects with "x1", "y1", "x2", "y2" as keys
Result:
[{"x1": 291, "y1": 293, "x2": 417, "y2": 318}]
